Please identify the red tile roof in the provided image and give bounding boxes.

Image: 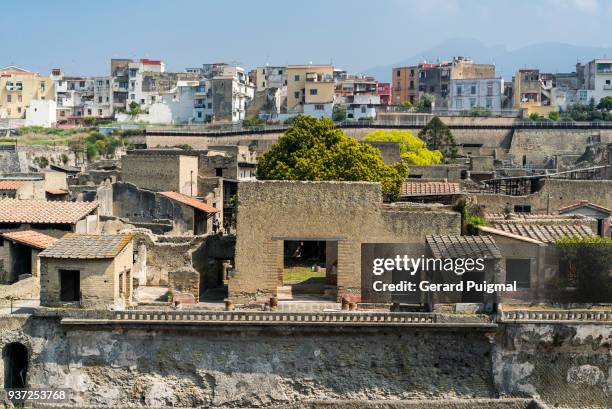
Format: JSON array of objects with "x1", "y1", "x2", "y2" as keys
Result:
[
  {"x1": 159, "y1": 191, "x2": 218, "y2": 213},
  {"x1": 2, "y1": 230, "x2": 58, "y2": 249},
  {"x1": 401, "y1": 182, "x2": 462, "y2": 196},
  {"x1": 558, "y1": 200, "x2": 612, "y2": 215},
  {"x1": 45, "y1": 188, "x2": 68, "y2": 195},
  {"x1": 0, "y1": 180, "x2": 27, "y2": 190},
  {"x1": 487, "y1": 222, "x2": 594, "y2": 244},
  {"x1": 0, "y1": 199, "x2": 98, "y2": 224}
]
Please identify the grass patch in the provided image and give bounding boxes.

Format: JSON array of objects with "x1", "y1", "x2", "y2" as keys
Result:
[{"x1": 283, "y1": 266, "x2": 326, "y2": 284}]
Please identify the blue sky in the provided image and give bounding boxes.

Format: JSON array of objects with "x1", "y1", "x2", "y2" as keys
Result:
[{"x1": 2, "y1": 0, "x2": 612, "y2": 76}]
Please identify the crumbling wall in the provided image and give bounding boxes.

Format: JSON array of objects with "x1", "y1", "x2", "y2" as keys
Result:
[
  {"x1": 474, "y1": 179, "x2": 612, "y2": 213},
  {"x1": 1, "y1": 317, "x2": 608, "y2": 408},
  {"x1": 494, "y1": 323, "x2": 611, "y2": 408},
  {"x1": 1, "y1": 317, "x2": 496, "y2": 407}
]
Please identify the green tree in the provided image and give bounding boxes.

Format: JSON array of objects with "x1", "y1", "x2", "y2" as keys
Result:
[
  {"x1": 34, "y1": 156, "x2": 49, "y2": 169},
  {"x1": 332, "y1": 105, "x2": 346, "y2": 121},
  {"x1": 86, "y1": 144, "x2": 98, "y2": 161},
  {"x1": 465, "y1": 106, "x2": 492, "y2": 117},
  {"x1": 60, "y1": 153, "x2": 69, "y2": 165},
  {"x1": 128, "y1": 101, "x2": 141, "y2": 119},
  {"x1": 597, "y1": 96, "x2": 612, "y2": 111},
  {"x1": 529, "y1": 112, "x2": 542, "y2": 121},
  {"x1": 400, "y1": 101, "x2": 413, "y2": 109},
  {"x1": 243, "y1": 117, "x2": 265, "y2": 127},
  {"x1": 363, "y1": 129, "x2": 443, "y2": 165},
  {"x1": 548, "y1": 111, "x2": 560, "y2": 121},
  {"x1": 256, "y1": 115, "x2": 408, "y2": 200},
  {"x1": 106, "y1": 137, "x2": 122, "y2": 157},
  {"x1": 418, "y1": 117, "x2": 457, "y2": 160},
  {"x1": 555, "y1": 236, "x2": 612, "y2": 302},
  {"x1": 83, "y1": 116, "x2": 96, "y2": 126},
  {"x1": 415, "y1": 94, "x2": 434, "y2": 113}
]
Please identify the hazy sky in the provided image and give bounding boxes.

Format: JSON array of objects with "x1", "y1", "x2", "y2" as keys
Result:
[{"x1": 2, "y1": 0, "x2": 611, "y2": 76}]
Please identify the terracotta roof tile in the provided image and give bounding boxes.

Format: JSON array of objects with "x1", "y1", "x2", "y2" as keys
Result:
[
  {"x1": 159, "y1": 191, "x2": 218, "y2": 213},
  {"x1": 558, "y1": 200, "x2": 612, "y2": 215},
  {"x1": 45, "y1": 188, "x2": 68, "y2": 195},
  {"x1": 488, "y1": 222, "x2": 594, "y2": 244},
  {"x1": 0, "y1": 180, "x2": 27, "y2": 190},
  {"x1": 401, "y1": 182, "x2": 462, "y2": 197},
  {"x1": 0, "y1": 199, "x2": 97, "y2": 224},
  {"x1": 426, "y1": 235, "x2": 502, "y2": 259},
  {"x1": 39, "y1": 233, "x2": 133, "y2": 259},
  {"x1": 2, "y1": 230, "x2": 58, "y2": 249}
]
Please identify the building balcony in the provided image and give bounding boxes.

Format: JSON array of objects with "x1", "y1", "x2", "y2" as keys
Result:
[{"x1": 603, "y1": 84, "x2": 612, "y2": 90}]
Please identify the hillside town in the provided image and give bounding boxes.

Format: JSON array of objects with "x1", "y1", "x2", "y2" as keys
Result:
[
  {"x1": 0, "y1": 51, "x2": 610, "y2": 409},
  {"x1": 1, "y1": 56, "x2": 612, "y2": 126}
]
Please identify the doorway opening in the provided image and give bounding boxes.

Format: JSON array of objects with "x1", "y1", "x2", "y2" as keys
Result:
[
  {"x1": 10, "y1": 243, "x2": 32, "y2": 281},
  {"x1": 3, "y1": 342, "x2": 28, "y2": 389},
  {"x1": 59, "y1": 269, "x2": 80, "y2": 302},
  {"x1": 200, "y1": 259, "x2": 232, "y2": 302},
  {"x1": 279, "y1": 240, "x2": 337, "y2": 301}
]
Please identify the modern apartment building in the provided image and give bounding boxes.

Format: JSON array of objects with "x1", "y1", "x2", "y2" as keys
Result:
[
  {"x1": 392, "y1": 57, "x2": 495, "y2": 108},
  {"x1": 190, "y1": 63, "x2": 255, "y2": 123},
  {"x1": 576, "y1": 59, "x2": 612, "y2": 105},
  {"x1": 287, "y1": 65, "x2": 335, "y2": 118},
  {"x1": 0, "y1": 66, "x2": 55, "y2": 120},
  {"x1": 255, "y1": 66, "x2": 287, "y2": 90},
  {"x1": 391, "y1": 65, "x2": 419, "y2": 105},
  {"x1": 449, "y1": 78, "x2": 504, "y2": 111},
  {"x1": 512, "y1": 69, "x2": 555, "y2": 115}
]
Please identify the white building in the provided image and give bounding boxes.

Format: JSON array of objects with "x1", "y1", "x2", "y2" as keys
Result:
[
  {"x1": 303, "y1": 102, "x2": 334, "y2": 119},
  {"x1": 449, "y1": 77, "x2": 504, "y2": 112},
  {"x1": 147, "y1": 81, "x2": 199, "y2": 124},
  {"x1": 127, "y1": 59, "x2": 165, "y2": 110},
  {"x1": 577, "y1": 59, "x2": 612, "y2": 105},
  {"x1": 189, "y1": 63, "x2": 254, "y2": 123},
  {"x1": 25, "y1": 99, "x2": 56, "y2": 127},
  {"x1": 346, "y1": 94, "x2": 380, "y2": 120},
  {"x1": 255, "y1": 66, "x2": 287, "y2": 90}
]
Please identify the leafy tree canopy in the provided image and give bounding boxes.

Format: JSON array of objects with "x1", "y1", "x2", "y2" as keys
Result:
[
  {"x1": 417, "y1": 116, "x2": 458, "y2": 160},
  {"x1": 256, "y1": 115, "x2": 408, "y2": 200},
  {"x1": 363, "y1": 129, "x2": 443, "y2": 165}
]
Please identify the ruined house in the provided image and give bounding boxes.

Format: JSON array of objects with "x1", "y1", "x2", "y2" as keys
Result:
[
  {"x1": 478, "y1": 213, "x2": 596, "y2": 302},
  {"x1": 231, "y1": 180, "x2": 461, "y2": 303},
  {"x1": 0, "y1": 199, "x2": 98, "y2": 238},
  {"x1": 39, "y1": 233, "x2": 134, "y2": 308},
  {"x1": 0, "y1": 230, "x2": 57, "y2": 282}
]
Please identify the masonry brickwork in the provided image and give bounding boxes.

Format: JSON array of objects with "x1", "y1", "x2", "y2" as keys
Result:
[{"x1": 231, "y1": 181, "x2": 461, "y2": 302}]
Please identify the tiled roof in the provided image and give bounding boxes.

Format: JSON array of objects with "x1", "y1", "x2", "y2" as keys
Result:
[
  {"x1": 39, "y1": 233, "x2": 133, "y2": 259},
  {"x1": 2, "y1": 230, "x2": 58, "y2": 249},
  {"x1": 558, "y1": 200, "x2": 612, "y2": 215},
  {"x1": 401, "y1": 182, "x2": 462, "y2": 197},
  {"x1": 0, "y1": 199, "x2": 98, "y2": 224},
  {"x1": 426, "y1": 235, "x2": 502, "y2": 260},
  {"x1": 478, "y1": 226, "x2": 545, "y2": 245},
  {"x1": 487, "y1": 222, "x2": 594, "y2": 244},
  {"x1": 159, "y1": 191, "x2": 218, "y2": 213},
  {"x1": 0, "y1": 180, "x2": 27, "y2": 190},
  {"x1": 45, "y1": 188, "x2": 68, "y2": 195}
]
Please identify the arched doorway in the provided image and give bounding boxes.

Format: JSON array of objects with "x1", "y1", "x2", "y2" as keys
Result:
[{"x1": 3, "y1": 342, "x2": 28, "y2": 388}]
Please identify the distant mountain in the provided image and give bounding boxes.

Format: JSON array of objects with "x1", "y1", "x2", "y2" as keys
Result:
[{"x1": 364, "y1": 38, "x2": 612, "y2": 82}]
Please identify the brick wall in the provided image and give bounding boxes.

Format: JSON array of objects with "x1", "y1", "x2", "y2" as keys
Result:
[{"x1": 231, "y1": 181, "x2": 461, "y2": 301}]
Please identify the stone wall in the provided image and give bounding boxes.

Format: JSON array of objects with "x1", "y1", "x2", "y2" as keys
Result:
[
  {"x1": 232, "y1": 181, "x2": 461, "y2": 301},
  {"x1": 509, "y1": 129, "x2": 612, "y2": 166},
  {"x1": 494, "y1": 323, "x2": 611, "y2": 408},
  {"x1": 474, "y1": 179, "x2": 612, "y2": 213},
  {"x1": 121, "y1": 154, "x2": 198, "y2": 196},
  {"x1": 0, "y1": 316, "x2": 608, "y2": 408}
]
